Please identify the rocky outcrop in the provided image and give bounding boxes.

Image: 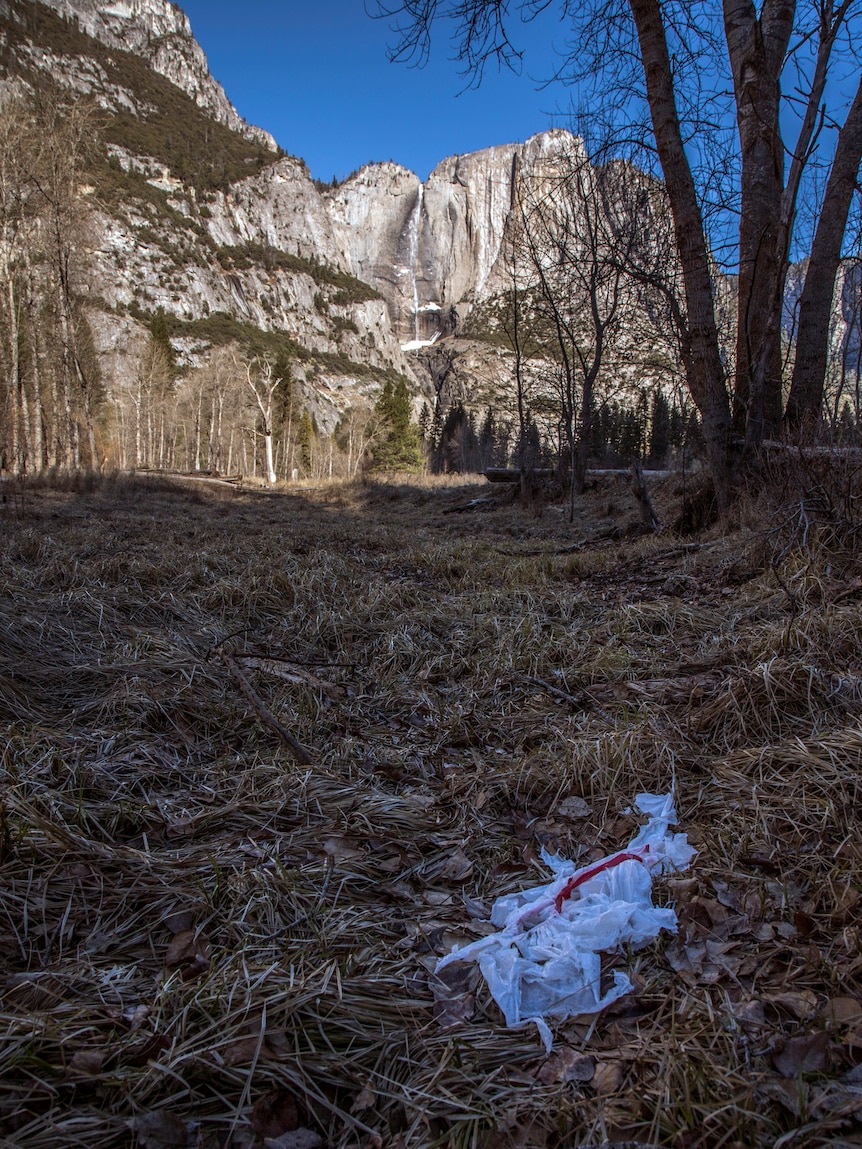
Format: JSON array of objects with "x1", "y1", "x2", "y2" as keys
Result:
[
  {"x1": 328, "y1": 129, "x2": 589, "y2": 347},
  {"x1": 39, "y1": 0, "x2": 276, "y2": 148},
  {"x1": 5, "y1": 0, "x2": 657, "y2": 425}
]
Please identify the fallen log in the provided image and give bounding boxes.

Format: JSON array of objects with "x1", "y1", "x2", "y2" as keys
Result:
[
  {"x1": 761, "y1": 441, "x2": 862, "y2": 461},
  {"x1": 484, "y1": 467, "x2": 672, "y2": 482},
  {"x1": 485, "y1": 468, "x2": 554, "y2": 483}
]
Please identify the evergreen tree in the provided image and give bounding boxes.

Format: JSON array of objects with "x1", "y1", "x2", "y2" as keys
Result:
[
  {"x1": 298, "y1": 408, "x2": 315, "y2": 474},
  {"x1": 514, "y1": 411, "x2": 541, "y2": 472},
  {"x1": 478, "y1": 406, "x2": 496, "y2": 470},
  {"x1": 649, "y1": 388, "x2": 671, "y2": 464},
  {"x1": 439, "y1": 402, "x2": 480, "y2": 472},
  {"x1": 669, "y1": 399, "x2": 686, "y2": 452},
  {"x1": 372, "y1": 378, "x2": 424, "y2": 472},
  {"x1": 149, "y1": 309, "x2": 178, "y2": 381},
  {"x1": 418, "y1": 400, "x2": 432, "y2": 442}
]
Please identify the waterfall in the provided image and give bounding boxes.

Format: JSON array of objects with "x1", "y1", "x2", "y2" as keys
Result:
[{"x1": 407, "y1": 184, "x2": 423, "y2": 342}]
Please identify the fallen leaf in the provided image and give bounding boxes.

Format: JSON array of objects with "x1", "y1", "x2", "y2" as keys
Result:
[
  {"x1": 775, "y1": 921, "x2": 798, "y2": 940},
  {"x1": 430, "y1": 961, "x2": 477, "y2": 998},
  {"x1": 351, "y1": 1084, "x2": 376, "y2": 1113},
  {"x1": 537, "y1": 1048, "x2": 595, "y2": 1084},
  {"x1": 730, "y1": 1000, "x2": 767, "y2": 1031},
  {"x1": 820, "y1": 997, "x2": 862, "y2": 1025},
  {"x1": 591, "y1": 1060, "x2": 624, "y2": 1095},
  {"x1": 222, "y1": 1035, "x2": 275, "y2": 1067},
  {"x1": 773, "y1": 1031, "x2": 830, "y2": 1078},
  {"x1": 464, "y1": 895, "x2": 488, "y2": 920},
  {"x1": 433, "y1": 994, "x2": 474, "y2": 1028},
  {"x1": 831, "y1": 886, "x2": 860, "y2": 925},
  {"x1": 264, "y1": 1130, "x2": 322, "y2": 1149},
  {"x1": 162, "y1": 910, "x2": 194, "y2": 937},
  {"x1": 556, "y1": 796, "x2": 590, "y2": 820},
  {"x1": 165, "y1": 929, "x2": 211, "y2": 980},
  {"x1": 250, "y1": 1089, "x2": 299, "y2": 1139},
  {"x1": 436, "y1": 848, "x2": 474, "y2": 882},
  {"x1": 69, "y1": 1049, "x2": 104, "y2": 1074},
  {"x1": 126, "y1": 1033, "x2": 170, "y2": 1067},
  {"x1": 768, "y1": 990, "x2": 818, "y2": 1020},
  {"x1": 323, "y1": 836, "x2": 364, "y2": 862},
  {"x1": 134, "y1": 1111, "x2": 191, "y2": 1149},
  {"x1": 793, "y1": 909, "x2": 816, "y2": 937},
  {"x1": 758, "y1": 1079, "x2": 808, "y2": 1117}
]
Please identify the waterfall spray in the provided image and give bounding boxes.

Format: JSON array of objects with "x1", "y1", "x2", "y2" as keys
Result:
[{"x1": 407, "y1": 184, "x2": 423, "y2": 342}]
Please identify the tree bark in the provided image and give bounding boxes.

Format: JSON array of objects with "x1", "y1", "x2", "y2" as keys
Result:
[
  {"x1": 628, "y1": 0, "x2": 734, "y2": 509},
  {"x1": 723, "y1": 0, "x2": 794, "y2": 448},
  {"x1": 785, "y1": 74, "x2": 862, "y2": 430}
]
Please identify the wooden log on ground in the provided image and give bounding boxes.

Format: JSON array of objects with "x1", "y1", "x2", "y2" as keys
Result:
[
  {"x1": 485, "y1": 468, "x2": 555, "y2": 483},
  {"x1": 484, "y1": 467, "x2": 672, "y2": 482},
  {"x1": 630, "y1": 462, "x2": 659, "y2": 530},
  {"x1": 761, "y1": 441, "x2": 862, "y2": 461}
]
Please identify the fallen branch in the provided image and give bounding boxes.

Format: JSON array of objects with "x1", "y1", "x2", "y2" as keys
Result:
[
  {"x1": 237, "y1": 655, "x2": 344, "y2": 699},
  {"x1": 523, "y1": 675, "x2": 594, "y2": 709},
  {"x1": 219, "y1": 650, "x2": 313, "y2": 764},
  {"x1": 630, "y1": 462, "x2": 659, "y2": 530},
  {"x1": 442, "y1": 495, "x2": 496, "y2": 515}
]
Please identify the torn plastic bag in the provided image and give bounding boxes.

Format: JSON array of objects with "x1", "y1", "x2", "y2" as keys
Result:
[{"x1": 436, "y1": 792, "x2": 696, "y2": 1051}]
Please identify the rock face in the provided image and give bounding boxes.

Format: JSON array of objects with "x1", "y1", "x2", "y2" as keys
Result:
[
  {"x1": 329, "y1": 130, "x2": 590, "y2": 346},
  {"x1": 5, "y1": 0, "x2": 859, "y2": 439},
  {"x1": 38, "y1": 0, "x2": 276, "y2": 147}
]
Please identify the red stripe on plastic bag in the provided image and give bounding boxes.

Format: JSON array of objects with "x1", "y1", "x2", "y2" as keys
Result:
[{"x1": 553, "y1": 850, "x2": 648, "y2": 913}]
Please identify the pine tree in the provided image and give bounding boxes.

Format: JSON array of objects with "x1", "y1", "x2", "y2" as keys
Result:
[
  {"x1": 372, "y1": 378, "x2": 424, "y2": 472},
  {"x1": 478, "y1": 406, "x2": 496, "y2": 470},
  {"x1": 649, "y1": 388, "x2": 671, "y2": 465},
  {"x1": 298, "y1": 408, "x2": 315, "y2": 474},
  {"x1": 418, "y1": 400, "x2": 432, "y2": 442}
]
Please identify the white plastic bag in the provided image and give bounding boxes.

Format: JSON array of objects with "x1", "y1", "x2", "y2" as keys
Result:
[{"x1": 436, "y1": 792, "x2": 696, "y2": 1051}]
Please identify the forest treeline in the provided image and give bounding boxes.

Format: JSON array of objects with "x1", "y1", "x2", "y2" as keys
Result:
[{"x1": 1, "y1": 69, "x2": 861, "y2": 488}]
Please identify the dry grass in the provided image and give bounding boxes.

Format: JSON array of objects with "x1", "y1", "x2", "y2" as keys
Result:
[{"x1": 3, "y1": 471, "x2": 862, "y2": 1148}]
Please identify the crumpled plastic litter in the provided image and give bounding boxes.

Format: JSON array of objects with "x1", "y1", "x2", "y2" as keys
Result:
[{"x1": 436, "y1": 792, "x2": 696, "y2": 1051}]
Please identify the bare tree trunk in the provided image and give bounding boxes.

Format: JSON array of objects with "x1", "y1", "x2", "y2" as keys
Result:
[
  {"x1": 629, "y1": 0, "x2": 734, "y2": 509},
  {"x1": 133, "y1": 377, "x2": 142, "y2": 467},
  {"x1": 216, "y1": 393, "x2": 223, "y2": 472},
  {"x1": 786, "y1": 75, "x2": 862, "y2": 430},
  {"x1": 208, "y1": 395, "x2": 216, "y2": 470},
  {"x1": 194, "y1": 387, "x2": 202, "y2": 471},
  {"x1": 19, "y1": 372, "x2": 31, "y2": 473},
  {"x1": 29, "y1": 331, "x2": 43, "y2": 472},
  {"x1": 263, "y1": 429, "x2": 276, "y2": 485},
  {"x1": 723, "y1": 0, "x2": 793, "y2": 447},
  {"x1": 7, "y1": 276, "x2": 20, "y2": 474}
]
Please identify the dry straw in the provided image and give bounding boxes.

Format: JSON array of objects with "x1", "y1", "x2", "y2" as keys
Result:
[{"x1": 2, "y1": 472, "x2": 862, "y2": 1148}]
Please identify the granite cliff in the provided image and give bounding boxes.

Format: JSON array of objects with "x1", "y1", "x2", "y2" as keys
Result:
[{"x1": 1, "y1": 0, "x2": 613, "y2": 433}]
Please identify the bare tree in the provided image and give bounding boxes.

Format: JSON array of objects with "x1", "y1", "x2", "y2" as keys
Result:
[
  {"x1": 245, "y1": 356, "x2": 284, "y2": 485},
  {"x1": 380, "y1": 0, "x2": 862, "y2": 507},
  {"x1": 0, "y1": 88, "x2": 102, "y2": 474}
]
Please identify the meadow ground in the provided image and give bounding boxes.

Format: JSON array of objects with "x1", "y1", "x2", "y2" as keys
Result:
[{"x1": 3, "y1": 468, "x2": 862, "y2": 1149}]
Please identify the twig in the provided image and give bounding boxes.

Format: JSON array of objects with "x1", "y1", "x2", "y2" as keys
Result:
[
  {"x1": 219, "y1": 650, "x2": 313, "y2": 764},
  {"x1": 523, "y1": 675, "x2": 592, "y2": 709}
]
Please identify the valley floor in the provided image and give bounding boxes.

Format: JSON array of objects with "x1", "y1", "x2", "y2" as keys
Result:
[{"x1": 3, "y1": 472, "x2": 862, "y2": 1148}]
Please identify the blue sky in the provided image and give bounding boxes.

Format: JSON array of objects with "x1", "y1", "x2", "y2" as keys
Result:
[{"x1": 177, "y1": 0, "x2": 573, "y2": 181}]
